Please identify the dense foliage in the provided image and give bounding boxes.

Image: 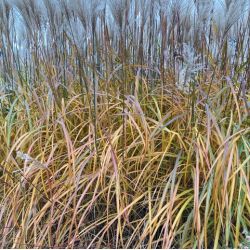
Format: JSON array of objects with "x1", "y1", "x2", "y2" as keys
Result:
[{"x1": 0, "y1": 0, "x2": 249, "y2": 248}]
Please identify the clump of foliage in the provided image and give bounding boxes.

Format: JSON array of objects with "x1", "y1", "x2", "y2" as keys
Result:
[{"x1": 0, "y1": 0, "x2": 249, "y2": 248}]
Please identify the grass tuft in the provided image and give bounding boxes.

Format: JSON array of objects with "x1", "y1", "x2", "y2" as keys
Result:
[{"x1": 0, "y1": 0, "x2": 249, "y2": 248}]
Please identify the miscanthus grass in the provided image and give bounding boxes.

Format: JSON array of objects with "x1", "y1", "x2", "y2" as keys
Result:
[{"x1": 0, "y1": 0, "x2": 250, "y2": 248}]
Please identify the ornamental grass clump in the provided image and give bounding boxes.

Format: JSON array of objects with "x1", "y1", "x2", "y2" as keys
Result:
[{"x1": 0, "y1": 0, "x2": 249, "y2": 248}]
